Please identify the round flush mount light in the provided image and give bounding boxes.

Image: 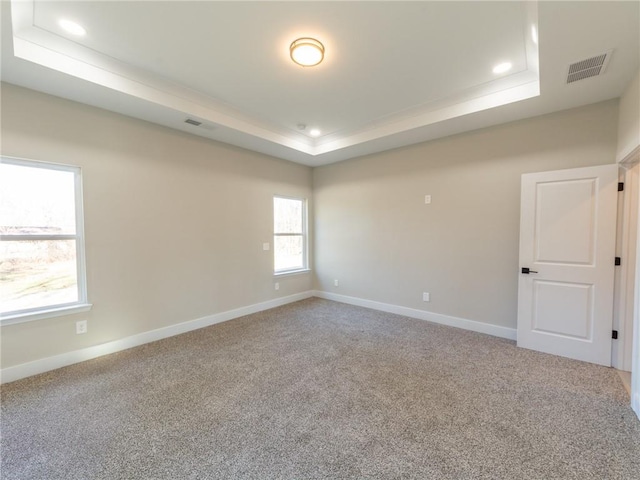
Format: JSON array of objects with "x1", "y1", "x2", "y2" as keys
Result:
[
  {"x1": 290, "y1": 38, "x2": 325, "y2": 67},
  {"x1": 492, "y1": 62, "x2": 513, "y2": 74},
  {"x1": 59, "y1": 19, "x2": 86, "y2": 36}
]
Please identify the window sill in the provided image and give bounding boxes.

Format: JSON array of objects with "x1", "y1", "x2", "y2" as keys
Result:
[
  {"x1": 0, "y1": 303, "x2": 93, "y2": 326},
  {"x1": 274, "y1": 268, "x2": 312, "y2": 277}
]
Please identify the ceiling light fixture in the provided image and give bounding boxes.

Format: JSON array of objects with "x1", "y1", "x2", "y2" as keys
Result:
[
  {"x1": 492, "y1": 62, "x2": 513, "y2": 74},
  {"x1": 59, "y1": 19, "x2": 86, "y2": 36},
  {"x1": 309, "y1": 128, "x2": 321, "y2": 137},
  {"x1": 290, "y1": 38, "x2": 324, "y2": 67}
]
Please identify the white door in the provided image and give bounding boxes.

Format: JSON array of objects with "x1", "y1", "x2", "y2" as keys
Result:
[{"x1": 517, "y1": 164, "x2": 618, "y2": 366}]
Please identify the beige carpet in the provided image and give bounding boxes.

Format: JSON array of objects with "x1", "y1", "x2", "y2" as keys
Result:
[{"x1": 2, "y1": 298, "x2": 639, "y2": 479}]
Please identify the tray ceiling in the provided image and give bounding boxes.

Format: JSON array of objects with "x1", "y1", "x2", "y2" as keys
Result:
[{"x1": 1, "y1": 1, "x2": 638, "y2": 166}]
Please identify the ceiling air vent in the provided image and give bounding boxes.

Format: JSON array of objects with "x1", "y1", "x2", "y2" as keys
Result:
[
  {"x1": 566, "y1": 51, "x2": 612, "y2": 84},
  {"x1": 184, "y1": 118, "x2": 202, "y2": 126}
]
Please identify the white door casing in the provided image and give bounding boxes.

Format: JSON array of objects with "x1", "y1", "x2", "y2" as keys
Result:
[
  {"x1": 517, "y1": 164, "x2": 618, "y2": 366},
  {"x1": 613, "y1": 162, "x2": 639, "y2": 370}
]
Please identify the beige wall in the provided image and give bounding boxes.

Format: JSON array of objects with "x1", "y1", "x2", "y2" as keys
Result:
[
  {"x1": 1, "y1": 83, "x2": 313, "y2": 368},
  {"x1": 313, "y1": 101, "x2": 619, "y2": 329},
  {"x1": 0, "y1": 82, "x2": 624, "y2": 370},
  {"x1": 617, "y1": 69, "x2": 640, "y2": 162}
]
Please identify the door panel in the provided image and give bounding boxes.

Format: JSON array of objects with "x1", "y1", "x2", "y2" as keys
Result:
[
  {"x1": 535, "y1": 179, "x2": 596, "y2": 264},
  {"x1": 517, "y1": 164, "x2": 617, "y2": 366},
  {"x1": 532, "y1": 280, "x2": 592, "y2": 339}
]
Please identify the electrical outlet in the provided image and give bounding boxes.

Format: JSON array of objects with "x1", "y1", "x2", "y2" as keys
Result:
[
  {"x1": 263, "y1": 243, "x2": 270, "y2": 251},
  {"x1": 76, "y1": 320, "x2": 87, "y2": 334},
  {"x1": 275, "y1": 282, "x2": 280, "y2": 290},
  {"x1": 334, "y1": 279, "x2": 339, "y2": 287},
  {"x1": 424, "y1": 195, "x2": 432, "y2": 204},
  {"x1": 423, "y1": 292, "x2": 430, "y2": 302}
]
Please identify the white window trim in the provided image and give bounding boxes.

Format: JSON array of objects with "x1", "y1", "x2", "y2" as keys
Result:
[
  {"x1": 274, "y1": 268, "x2": 311, "y2": 277},
  {"x1": 0, "y1": 156, "x2": 91, "y2": 325},
  {"x1": 0, "y1": 303, "x2": 92, "y2": 326},
  {"x1": 273, "y1": 195, "x2": 309, "y2": 275}
]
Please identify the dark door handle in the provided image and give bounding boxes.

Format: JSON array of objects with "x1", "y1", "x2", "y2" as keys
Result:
[{"x1": 521, "y1": 267, "x2": 538, "y2": 274}]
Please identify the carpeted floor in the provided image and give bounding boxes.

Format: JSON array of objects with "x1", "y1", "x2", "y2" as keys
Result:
[{"x1": 2, "y1": 298, "x2": 639, "y2": 479}]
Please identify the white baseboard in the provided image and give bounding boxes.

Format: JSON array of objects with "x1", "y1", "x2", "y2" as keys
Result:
[
  {"x1": 313, "y1": 290, "x2": 517, "y2": 340},
  {"x1": 1, "y1": 291, "x2": 313, "y2": 384},
  {"x1": 2, "y1": 290, "x2": 517, "y2": 384}
]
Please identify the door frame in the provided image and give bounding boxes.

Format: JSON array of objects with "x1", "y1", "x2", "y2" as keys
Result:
[
  {"x1": 616, "y1": 145, "x2": 640, "y2": 418},
  {"x1": 613, "y1": 160, "x2": 639, "y2": 371}
]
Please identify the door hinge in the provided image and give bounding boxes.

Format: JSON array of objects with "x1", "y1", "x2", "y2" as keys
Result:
[
  {"x1": 612, "y1": 330, "x2": 618, "y2": 339},
  {"x1": 615, "y1": 257, "x2": 621, "y2": 266},
  {"x1": 618, "y1": 182, "x2": 624, "y2": 192}
]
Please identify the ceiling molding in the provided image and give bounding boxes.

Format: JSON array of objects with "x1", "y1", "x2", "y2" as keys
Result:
[
  {"x1": 10, "y1": 0, "x2": 316, "y2": 155},
  {"x1": 9, "y1": 0, "x2": 541, "y2": 163},
  {"x1": 4, "y1": 2, "x2": 638, "y2": 167}
]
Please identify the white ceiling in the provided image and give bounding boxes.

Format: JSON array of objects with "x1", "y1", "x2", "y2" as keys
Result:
[{"x1": 1, "y1": 1, "x2": 638, "y2": 166}]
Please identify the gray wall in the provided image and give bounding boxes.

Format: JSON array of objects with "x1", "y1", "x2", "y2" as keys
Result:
[
  {"x1": 1, "y1": 83, "x2": 313, "y2": 368},
  {"x1": 617, "y1": 69, "x2": 640, "y2": 162},
  {"x1": 313, "y1": 100, "x2": 619, "y2": 329},
  {"x1": 0, "y1": 83, "x2": 623, "y2": 370}
]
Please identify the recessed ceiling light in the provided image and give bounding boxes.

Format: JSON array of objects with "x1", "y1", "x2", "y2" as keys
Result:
[
  {"x1": 59, "y1": 19, "x2": 86, "y2": 36},
  {"x1": 309, "y1": 128, "x2": 321, "y2": 137},
  {"x1": 290, "y1": 38, "x2": 324, "y2": 67},
  {"x1": 492, "y1": 62, "x2": 513, "y2": 75}
]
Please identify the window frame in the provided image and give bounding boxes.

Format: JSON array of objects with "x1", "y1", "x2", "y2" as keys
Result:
[
  {"x1": 273, "y1": 195, "x2": 309, "y2": 276},
  {"x1": 0, "y1": 156, "x2": 91, "y2": 325}
]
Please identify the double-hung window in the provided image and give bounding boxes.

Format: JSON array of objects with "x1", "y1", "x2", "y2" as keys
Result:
[
  {"x1": 273, "y1": 196, "x2": 308, "y2": 274},
  {"x1": 0, "y1": 157, "x2": 90, "y2": 324}
]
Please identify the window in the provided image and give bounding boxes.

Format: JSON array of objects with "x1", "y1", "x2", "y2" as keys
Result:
[
  {"x1": 0, "y1": 157, "x2": 90, "y2": 323},
  {"x1": 273, "y1": 196, "x2": 308, "y2": 274}
]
